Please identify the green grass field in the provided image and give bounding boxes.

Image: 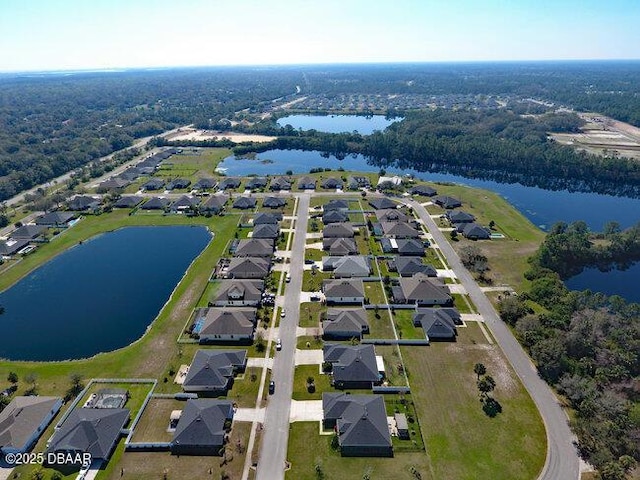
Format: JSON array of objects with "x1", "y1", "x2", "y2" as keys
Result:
[{"x1": 292, "y1": 365, "x2": 331, "y2": 400}]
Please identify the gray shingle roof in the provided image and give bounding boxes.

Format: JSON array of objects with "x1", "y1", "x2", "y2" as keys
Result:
[
  {"x1": 323, "y1": 309, "x2": 369, "y2": 339},
  {"x1": 212, "y1": 279, "x2": 264, "y2": 304},
  {"x1": 323, "y1": 344, "x2": 380, "y2": 385},
  {"x1": 323, "y1": 279, "x2": 365, "y2": 298},
  {"x1": 232, "y1": 197, "x2": 257, "y2": 209},
  {"x1": 324, "y1": 199, "x2": 349, "y2": 211},
  {"x1": 254, "y1": 212, "x2": 282, "y2": 225},
  {"x1": 201, "y1": 195, "x2": 228, "y2": 213},
  {"x1": 262, "y1": 196, "x2": 286, "y2": 208},
  {"x1": 226, "y1": 257, "x2": 270, "y2": 278},
  {"x1": 410, "y1": 185, "x2": 437, "y2": 196},
  {"x1": 434, "y1": 195, "x2": 462, "y2": 209},
  {"x1": 9, "y1": 224, "x2": 46, "y2": 240},
  {"x1": 322, "y1": 178, "x2": 343, "y2": 189},
  {"x1": 113, "y1": 196, "x2": 143, "y2": 208},
  {"x1": 323, "y1": 237, "x2": 358, "y2": 255},
  {"x1": 172, "y1": 399, "x2": 233, "y2": 449},
  {"x1": 218, "y1": 178, "x2": 241, "y2": 190},
  {"x1": 368, "y1": 198, "x2": 397, "y2": 210},
  {"x1": 143, "y1": 178, "x2": 165, "y2": 190},
  {"x1": 413, "y1": 308, "x2": 460, "y2": 339},
  {"x1": 322, "y1": 210, "x2": 348, "y2": 224},
  {"x1": 171, "y1": 195, "x2": 200, "y2": 210},
  {"x1": 233, "y1": 239, "x2": 274, "y2": 257},
  {"x1": 375, "y1": 209, "x2": 408, "y2": 223},
  {"x1": 396, "y1": 239, "x2": 425, "y2": 255},
  {"x1": 396, "y1": 274, "x2": 451, "y2": 304},
  {"x1": 0, "y1": 238, "x2": 28, "y2": 255},
  {"x1": 297, "y1": 176, "x2": 316, "y2": 189},
  {"x1": 35, "y1": 211, "x2": 77, "y2": 226},
  {"x1": 322, "y1": 256, "x2": 371, "y2": 277},
  {"x1": 197, "y1": 308, "x2": 256, "y2": 337},
  {"x1": 0, "y1": 396, "x2": 61, "y2": 451},
  {"x1": 446, "y1": 210, "x2": 475, "y2": 223},
  {"x1": 462, "y1": 223, "x2": 491, "y2": 239},
  {"x1": 67, "y1": 196, "x2": 101, "y2": 211},
  {"x1": 381, "y1": 222, "x2": 421, "y2": 238},
  {"x1": 323, "y1": 223, "x2": 355, "y2": 238},
  {"x1": 183, "y1": 350, "x2": 247, "y2": 391},
  {"x1": 141, "y1": 197, "x2": 171, "y2": 210},
  {"x1": 269, "y1": 177, "x2": 292, "y2": 190},
  {"x1": 246, "y1": 177, "x2": 267, "y2": 189},
  {"x1": 391, "y1": 257, "x2": 437, "y2": 277},
  {"x1": 46, "y1": 408, "x2": 129, "y2": 461},
  {"x1": 252, "y1": 224, "x2": 279, "y2": 239},
  {"x1": 194, "y1": 178, "x2": 217, "y2": 190}
]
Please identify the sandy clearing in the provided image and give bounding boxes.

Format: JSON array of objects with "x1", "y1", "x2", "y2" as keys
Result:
[{"x1": 167, "y1": 129, "x2": 276, "y2": 143}]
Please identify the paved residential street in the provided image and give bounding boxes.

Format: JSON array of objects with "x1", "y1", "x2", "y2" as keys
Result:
[
  {"x1": 407, "y1": 199, "x2": 580, "y2": 480},
  {"x1": 256, "y1": 194, "x2": 310, "y2": 480}
]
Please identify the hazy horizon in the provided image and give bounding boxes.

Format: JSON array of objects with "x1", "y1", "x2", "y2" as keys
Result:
[{"x1": 1, "y1": 0, "x2": 639, "y2": 72}]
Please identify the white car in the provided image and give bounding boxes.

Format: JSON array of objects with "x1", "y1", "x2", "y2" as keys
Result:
[
  {"x1": 276, "y1": 339, "x2": 282, "y2": 350},
  {"x1": 280, "y1": 309, "x2": 286, "y2": 318}
]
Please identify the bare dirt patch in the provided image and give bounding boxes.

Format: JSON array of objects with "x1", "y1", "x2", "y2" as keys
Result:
[{"x1": 167, "y1": 128, "x2": 276, "y2": 143}]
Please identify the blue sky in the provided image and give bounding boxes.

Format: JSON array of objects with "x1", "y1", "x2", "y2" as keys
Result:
[{"x1": 0, "y1": 0, "x2": 638, "y2": 71}]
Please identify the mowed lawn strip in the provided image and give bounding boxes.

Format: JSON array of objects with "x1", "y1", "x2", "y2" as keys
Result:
[{"x1": 401, "y1": 322, "x2": 546, "y2": 480}]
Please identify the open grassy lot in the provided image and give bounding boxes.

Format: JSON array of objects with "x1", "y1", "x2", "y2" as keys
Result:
[
  {"x1": 304, "y1": 248, "x2": 324, "y2": 262},
  {"x1": 364, "y1": 281, "x2": 386, "y2": 304},
  {"x1": 130, "y1": 398, "x2": 184, "y2": 443},
  {"x1": 354, "y1": 228, "x2": 371, "y2": 255},
  {"x1": 400, "y1": 321, "x2": 546, "y2": 480},
  {"x1": 302, "y1": 270, "x2": 331, "y2": 291},
  {"x1": 367, "y1": 309, "x2": 396, "y2": 339},
  {"x1": 292, "y1": 365, "x2": 332, "y2": 400},
  {"x1": 392, "y1": 309, "x2": 423, "y2": 340},
  {"x1": 377, "y1": 345, "x2": 407, "y2": 386},
  {"x1": 422, "y1": 182, "x2": 545, "y2": 290},
  {"x1": 286, "y1": 422, "x2": 433, "y2": 480},
  {"x1": 296, "y1": 335, "x2": 323, "y2": 350},
  {"x1": 299, "y1": 302, "x2": 325, "y2": 328},
  {"x1": 385, "y1": 394, "x2": 426, "y2": 453},
  {"x1": 101, "y1": 421, "x2": 252, "y2": 480},
  {"x1": 155, "y1": 147, "x2": 232, "y2": 181},
  {"x1": 452, "y1": 293, "x2": 476, "y2": 314}
]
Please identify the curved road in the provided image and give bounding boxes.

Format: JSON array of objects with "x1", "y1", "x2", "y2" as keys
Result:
[{"x1": 407, "y1": 199, "x2": 580, "y2": 480}]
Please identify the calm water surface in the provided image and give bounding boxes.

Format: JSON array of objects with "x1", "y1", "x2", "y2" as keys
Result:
[
  {"x1": 277, "y1": 114, "x2": 400, "y2": 134},
  {"x1": 0, "y1": 226, "x2": 211, "y2": 361},
  {"x1": 565, "y1": 263, "x2": 640, "y2": 304}
]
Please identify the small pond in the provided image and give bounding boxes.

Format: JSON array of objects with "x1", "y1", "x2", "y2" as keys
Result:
[
  {"x1": 564, "y1": 263, "x2": 640, "y2": 304},
  {"x1": 0, "y1": 226, "x2": 211, "y2": 361}
]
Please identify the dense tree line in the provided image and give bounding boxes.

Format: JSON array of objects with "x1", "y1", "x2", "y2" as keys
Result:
[
  {"x1": 0, "y1": 68, "x2": 299, "y2": 201},
  {"x1": 497, "y1": 222, "x2": 640, "y2": 479},
  {"x1": 529, "y1": 221, "x2": 640, "y2": 278}
]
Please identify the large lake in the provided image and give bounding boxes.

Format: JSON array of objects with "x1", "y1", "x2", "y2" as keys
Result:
[
  {"x1": 0, "y1": 226, "x2": 211, "y2": 361},
  {"x1": 277, "y1": 114, "x2": 400, "y2": 134},
  {"x1": 218, "y1": 149, "x2": 640, "y2": 231}
]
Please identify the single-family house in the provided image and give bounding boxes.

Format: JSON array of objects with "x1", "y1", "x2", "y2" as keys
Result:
[
  {"x1": 323, "y1": 279, "x2": 365, "y2": 304},
  {"x1": 140, "y1": 197, "x2": 171, "y2": 210},
  {"x1": 210, "y1": 279, "x2": 264, "y2": 307},
  {"x1": 269, "y1": 177, "x2": 292, "y2": 191},
  {"x1": 413, "y1": 308, "x2": 461, "y2": 341},
  {"x1": 232, "y1": 239, "x2": 274, "y2": 258},
  {"x1": 232, "y1": 197, "x2": 257, "y2": 210},
  {"x1": 323, "y1": 199, "x2": 350, "y2": 211},
  {"x1": 262, "y1": 196, "x2": 287, "y2": 209},
  {"x1": 322, "y1": 393, "x2": 392, "y2": 457},
  {"x1": 218, "y1": 177, "x2": 241, "y2": 190},
  {"x1": 0, "y1": 238, "x2": 28, "y2": 256},
  {"x1": 297, "y1": 176, "x2": 316, "y2": 190},
  {"x1": 193, "y1": 178, "x2": 217, "y2": 190},
  {"x1": 170, "y1": 195, "x2": 200, "y2": 213},
  {"x1": 98, "y1": 177, "x2": 129, "y2": 191},
  {"x1": 9, "y1": 224, "x2": 46, "y2": 240},
  {"x1": 433, "y1": 195, "x2": 462, "y2": 209},
  {"x1": 252, "y1": 224, "x2": 279, "y2": 240},
  {"x1": 392, "y1": 273, "x2": 452, "y2": 306},
  {"x1": 446, "y1": 210, "x2": 475, "y2": 224},
  {"x1": 245, "y1": 177, "x2": 267, "y2": 190},
  {"x1": 166, "y1": 178, "x2": 191, "y2": 190},
  {"x1": 225, "y1": 257, "x2": 270, "y2": 279},
  {"x1": 253, "y1": 212, "x2": 282, "y2": 225},
  {"x1": 375, "y1": 209, "x2": 408, "y2": 223},
  {"x1": 323, "y1": 344, "x2": 381, "y2": 389},
  {"x1": 35, "y1": 211, "x2": 77, "y2": 227},
  {"x1": 347, "y1": 176, "x2": 370, "y2": 190},
  {"x1": 409, "y1": 185, "x2": 437, "y2": 197},
  {"x1": 322, "y1": 210, "x2": 349, "y2": 224},
  {"x1": 389, "y1": 256, "x2": 437, "y2": 277},
  {"x1": 396, "y1": 239, "x2": 426, "y2": 256},
  {"x1": 0, "y1": 396, "x2": 62, "y2": 455},
  {"x1": 462, "y1": 223, "x2": 491, "y2": 240},
  {"x1": 45, "y1": 408, "x2": 129, "y2": 471},
  {"x1": 322, "y1": 223, "x2": 354, "y2": 238},
  {"x1": 117, "y1": 169, "x2": 140, "y2": 182},
  {"x1": 368, "y1": 198, "x2": 397, "y2": 210},
  {"x1": 322, "y1": 309, "x2": 369, "y2": 340},
  {"x1": 322, "y1": 256, "x2": 371, "y2": 277},
  {"x1": 377, "y1": 176, "x2": 402, "y2": 187},
  {"x1": 194, "y1": 308, "x2": 256, "y2": 343},
  {"x1": 183, "y1": 349, "x2": 247, "y2": 394},
  {"x1": 323, "y1": 237, "x2": 358, "y2": 256},
  {"x1": 112, "y1": 196, "x2": 143, "y2": 209},
  {"x1": 200, "y1": 195, "x2": 228, "y2": 214},
  {"x1": 322, "y1": 177, "x2": 343, "y2": 189},
  {"x1": 170, "y1": 399, "x2": 233, "y2": 456},
  {"x1": 142, "y1": 178, "x2": 165, "y2": 191},
  {"x1": 381, "y1": 222, "x2": 421, "y2": 238},
  {"x1": 67, "y1": 195, "x2": 101, "y2": 211}
]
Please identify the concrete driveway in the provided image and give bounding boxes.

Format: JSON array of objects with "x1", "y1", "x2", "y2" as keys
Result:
[
  {"x1": 294, "y1": 349, "x2": 323, "y2": 365},
  {"x1": 289, "y1": 400, "x2": 323, "y2": 422},
  {"x1": 235, "y1": 408, "x2": 266, "y2": 422}
]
